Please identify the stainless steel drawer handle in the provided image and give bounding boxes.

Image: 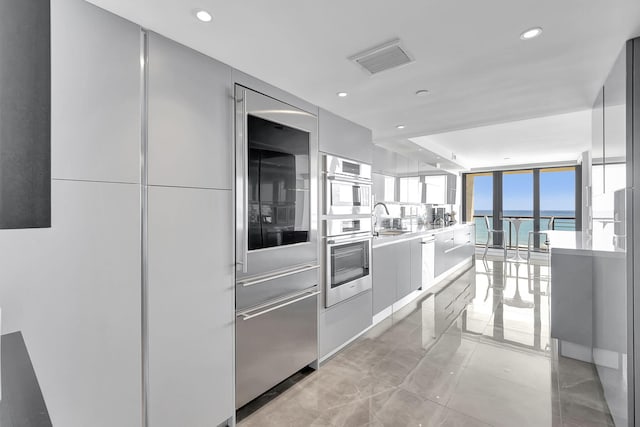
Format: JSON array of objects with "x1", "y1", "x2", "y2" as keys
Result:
[
  {"x1": 238, "y1": 264, "x2": 320, "y2": 287},
  {"x1": 237, "y1": 289, "x2": 321, "y2": 321}
]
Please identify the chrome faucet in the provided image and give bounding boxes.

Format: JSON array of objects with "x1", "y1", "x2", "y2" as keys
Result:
[{"x1": 373, "y1": 202, "x2": 390, "y2": 215}]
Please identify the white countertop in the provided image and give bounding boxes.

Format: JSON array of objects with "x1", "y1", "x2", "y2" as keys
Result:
[
  {"x1": 547, "y1": 230, "x2": 625, "y2": 257},
  {"x1": 372, "y1": 223, "x2": 475, "y2": 248}
]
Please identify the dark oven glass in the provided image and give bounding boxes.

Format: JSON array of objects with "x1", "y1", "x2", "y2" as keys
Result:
[
  {"x1": 330, "y1": 241, "x2": 369, "y2": 288},
  {"x1": 248, "y1": 115, "x2": 310, "y2": 250}
]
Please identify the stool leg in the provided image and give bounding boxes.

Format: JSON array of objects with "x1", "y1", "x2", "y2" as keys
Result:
[
  {"x1": 527, "y1": 232, "x2": 532, "y2": 262},
  {"x1": 483, "y1": 231, "x2": 490, "y2": 259}
]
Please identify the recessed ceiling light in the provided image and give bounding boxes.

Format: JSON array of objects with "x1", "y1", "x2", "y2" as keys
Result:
[
  {"x1": 504, "y1": 157, "x2": 511, "y2": 160},
  {"x1": 520, "y1": 27, "x2": 542, "y2": 40},
  {"x1": 396, "y1": 125, "x2": 405, "y2": 129},
  {"x1": 415, "y1": 90, "x2": 429, "y2": 96},
  {"x1": 195, "y1": 9, "x2": 213, "y2": 22},
  {"x1": 337, "y1": 92, "x2": 348, "y2": 97}
]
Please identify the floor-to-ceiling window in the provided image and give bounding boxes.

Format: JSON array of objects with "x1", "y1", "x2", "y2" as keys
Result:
[
  {"x1": 463, "y1": 166, "x2": 579, "y2": 250},
  {"x1": 464, "y1": 173, "x2": 493, "y2": 244}
]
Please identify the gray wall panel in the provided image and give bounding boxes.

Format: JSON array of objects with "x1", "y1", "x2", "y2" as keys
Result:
[
  {"x1": 0, "y1": 180, "x2": 141, "y2": 427},
  {"x1": 51, "y1": 0, "x2": 141, "y2": 183},
  {"x1": 147, "y1": 186, "x2": 234, "y2": 426},
  {"x1": 0, "y1": 0, "x2": 51, "y2": 228}
]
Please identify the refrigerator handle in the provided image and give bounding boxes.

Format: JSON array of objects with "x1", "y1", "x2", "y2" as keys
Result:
[{"x1": 235, "y1": 85, "x2": 249, "y2": 273}]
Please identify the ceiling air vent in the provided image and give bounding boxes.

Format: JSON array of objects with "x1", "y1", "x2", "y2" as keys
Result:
[{"x1": 349, "y1": 39, "x2": 414, "y2": 75}]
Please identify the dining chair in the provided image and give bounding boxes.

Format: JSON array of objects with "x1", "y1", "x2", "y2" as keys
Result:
[
  {"x1": 527, "y1": 217, "x2": 555, "y2": 262},
  {"x1": 483, "y1": 215, "x2": 507, "y2": 261}
]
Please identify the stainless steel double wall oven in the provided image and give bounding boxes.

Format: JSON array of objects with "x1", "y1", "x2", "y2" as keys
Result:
[
  {"x1": 322, "y1": 155, "x2": 373, "y2": 307},
  {"x1": 234, "y1": 86, "x2": 319, "y2": 409}
]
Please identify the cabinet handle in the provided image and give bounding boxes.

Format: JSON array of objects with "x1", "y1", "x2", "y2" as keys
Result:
[
  {"x1": 237, "y1": 264, "x2": 320, "y2": 287},
  {"x1": 237, "y1": 287, "x2": 320, "y2": 320}
]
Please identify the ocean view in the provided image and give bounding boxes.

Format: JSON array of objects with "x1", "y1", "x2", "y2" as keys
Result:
[{"x1": 472, "y1": 210, "x2": 576, "y2": 247}]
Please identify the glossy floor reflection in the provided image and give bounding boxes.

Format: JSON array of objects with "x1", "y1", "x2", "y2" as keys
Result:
[{"x1": 238, "y1": 258, "x2": 614, "y2": 427}]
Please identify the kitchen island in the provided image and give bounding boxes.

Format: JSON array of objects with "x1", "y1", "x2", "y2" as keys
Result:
[{"x1": 547, "y1": 230, "x2": 627, "y2": 426}]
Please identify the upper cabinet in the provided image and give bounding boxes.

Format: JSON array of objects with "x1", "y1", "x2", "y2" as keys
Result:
[
  {"x1": 319, "y1": 109, "x2": 372, "y2": 164},
  {"x1": 147, "y1": 32, "x2": 233, "y2": 189},
  {"x1": 51, "y1": 0, "x2": 141, "y2": 184}
]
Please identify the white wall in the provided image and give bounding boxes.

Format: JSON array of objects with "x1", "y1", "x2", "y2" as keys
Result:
[{"x1": 0, "y1": 0, "x2": 143, "y2": 425}]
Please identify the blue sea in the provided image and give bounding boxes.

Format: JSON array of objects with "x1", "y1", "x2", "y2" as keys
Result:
[{"x1": 473, "y1": 210, "x2": 576, "y2": 247}]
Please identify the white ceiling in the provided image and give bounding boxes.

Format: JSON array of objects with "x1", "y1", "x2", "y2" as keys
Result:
[
  {"x1": 85, "y1": 0, "x2": 640, "y2": 161},
  {"x1": 411, "y1": 110, "x2": 592, "y2": 169}
]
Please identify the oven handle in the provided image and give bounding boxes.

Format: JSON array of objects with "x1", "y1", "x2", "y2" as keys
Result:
[
  {"x1": 237, "y1": 287, "x2": 320, "y2": 320},
  {"x1": 327, "y1": 234, "x2": 372, "y2": 245},
  {"x1": 237, "y1": 263, "x2": 320, "y2": 287},
  {"x1": 326, "y1": 175, "x2": 372, "y2": 186}
]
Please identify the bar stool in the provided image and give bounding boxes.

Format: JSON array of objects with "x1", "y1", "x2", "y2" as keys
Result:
[
  {"x1": 527, "y1": 217, "x2": 555, "y2": 262},
  {"x1": 482, "y1": 215, "x2": 507, "y2": 261}
]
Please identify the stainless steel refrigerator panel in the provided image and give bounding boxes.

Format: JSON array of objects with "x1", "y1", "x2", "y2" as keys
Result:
[
  {"x1": 235, "y1": 85, "x2": 318, "y2": 279},
  {"x1": 235, "y1": 291, "x2": 318, "y2": 408},
  {"x1": 235, "y1": 266, "x2": 320, "y2": 311}
]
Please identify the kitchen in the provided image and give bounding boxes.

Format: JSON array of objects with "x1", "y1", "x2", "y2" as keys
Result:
[{"x1": 0, "y1": 0, "x2": 639, "y2": 426}]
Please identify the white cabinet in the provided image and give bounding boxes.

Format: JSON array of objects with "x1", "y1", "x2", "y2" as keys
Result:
[
  {"x1": 423, "y1": 174, "x2": 457, "y2": 205},
  {"x1": 147, "y1": 186, "x2": 234, "y2": 427},
  {"x1": 319, "y1": 108, "x2": 372, "y2": 163},
  {"x1": 147, "y1": 32, "x2": 233, "y2": 189},
  {"x1": 319, "y1": 290, "x2": 373, "y2": 358},
  {"x1": 51, "y1": 0, "x2": 142, "y2": 183}
]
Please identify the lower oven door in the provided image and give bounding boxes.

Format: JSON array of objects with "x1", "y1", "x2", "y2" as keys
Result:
[{"x1": 325, "y1": 236, "x2": 372, "y2": 307}]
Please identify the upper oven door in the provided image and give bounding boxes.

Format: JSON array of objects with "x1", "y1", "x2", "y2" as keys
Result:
[
  {"x1": 325, "y1": 177, "x2": 372, "y2": 216},
  {"x1": 235, "y1": 85, "x2": 318, "y2": 279}
]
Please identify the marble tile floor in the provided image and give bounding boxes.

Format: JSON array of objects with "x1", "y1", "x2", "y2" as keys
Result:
[{"x1": 238, "y1": 259, "x2": 614, "y2": 427}]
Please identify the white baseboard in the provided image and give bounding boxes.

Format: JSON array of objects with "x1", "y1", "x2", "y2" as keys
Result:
[{"x1": 559, "y1": 340, "x2": 593, "y2": 363}]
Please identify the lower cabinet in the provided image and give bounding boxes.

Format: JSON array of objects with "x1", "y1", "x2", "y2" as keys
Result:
[
  {"x1": 374, "y1": 226, "x2": 475, "y2": 317},
  {"x1": 396, "y1": 242, "x2": 412, "y2": 300},
  {"x1": 435, "y1": 225, "x2": 475, "y2": 278},
  {"x1": 319, "y1": 290, "x2": 373, "y2": 358},
  {"x1": 373, "y1": 239, "x2": 423, "y2": 315},
  {"x1": 372, "y1": 244, "x2": 398, "y2": 314}
]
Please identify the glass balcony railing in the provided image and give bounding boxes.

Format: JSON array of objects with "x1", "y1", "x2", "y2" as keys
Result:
[{"x1": 472, "y1": 215, "x2": 576, "y2": 250}]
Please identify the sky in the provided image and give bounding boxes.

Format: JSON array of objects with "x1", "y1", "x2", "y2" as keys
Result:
[{"x1": 473, "y1": 170, "x2": 575, "y2": 213}]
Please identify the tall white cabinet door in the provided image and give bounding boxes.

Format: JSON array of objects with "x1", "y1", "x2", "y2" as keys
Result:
[
  {"x1": 147, "y1": 186, "x2": 234, "y2": 427},
  {"x1": 147, "y1": 33, "x2": 233, "y2": 190},
  {"x1": 51, "y1": 0, "x2": 142, "y2": 183}
]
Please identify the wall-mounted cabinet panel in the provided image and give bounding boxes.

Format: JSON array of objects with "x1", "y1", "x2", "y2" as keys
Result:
[
  {"x1": 446, "y1": 174, "x2": 458, "y2": 204},
  {"x1": 147, "y1": 186, "x2": 234, "y2": 427},
  {"x1": 51, "y1": 0, "x2": 141, "y2": 184},
  {"x1": 0, "y1": 0, "x2": 51, "y2": 228},
  {"x1": 373, "y1": 145, "x2": 397, "y2": 176},
  {"x1": 319, "y1": 109, "x2": 372, "y2": 164},
  {"x1": 148, "y1": 33, "x2": 232, "y2": 189}
]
